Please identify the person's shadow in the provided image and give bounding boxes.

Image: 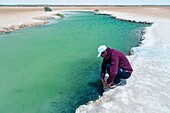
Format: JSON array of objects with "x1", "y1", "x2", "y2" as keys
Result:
[
  {"x1": 88, "y1": 78, "x2": 127, "y2": 96},
  {"x1": 88, "y1": 80, "x2": 104, "y2": 96}
]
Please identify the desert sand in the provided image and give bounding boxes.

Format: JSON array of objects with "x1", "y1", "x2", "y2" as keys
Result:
[
  {"x1": 0, "y1": 7, "x2": 60, "y2": 33},
  {"x1": 0, "y1": 6, "x2": 170, "y2": 29}
]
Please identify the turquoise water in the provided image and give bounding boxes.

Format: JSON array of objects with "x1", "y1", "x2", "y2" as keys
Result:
[{"x1": 0, "y1": 11, "x2": 149, "y2": 113}]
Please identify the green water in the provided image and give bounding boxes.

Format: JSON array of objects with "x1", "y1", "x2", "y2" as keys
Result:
[{"x1": 0, "y1": 11, "x2": 149, "y2": 113}]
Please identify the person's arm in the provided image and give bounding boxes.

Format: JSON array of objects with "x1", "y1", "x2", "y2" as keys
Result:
[
  {"x1": 107, "y1": 57, "x2": 119, "y2": 84},
  {"x1": 100, "y1": 59, "x2": 106, "y2": 82}
]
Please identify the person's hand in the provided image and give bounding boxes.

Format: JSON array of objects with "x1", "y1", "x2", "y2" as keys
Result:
[
  {"x1": 103, "y1": 82, "x2": 110, "y2": 88},
  {"x1": 101, "y1": 79, "x2": 111, "y2": 89},
  {"x1": 101, "y1": 79, "x2": 105, "y2": 83}
]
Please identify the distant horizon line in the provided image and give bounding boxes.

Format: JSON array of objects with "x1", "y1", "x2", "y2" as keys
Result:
[{"x1": 0, "y1": 4, "x2": 170, "y2": 7}]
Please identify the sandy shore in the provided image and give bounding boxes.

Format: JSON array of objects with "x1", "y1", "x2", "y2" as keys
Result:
[
  {"x1": 52, "y1": 6, "x2": 170, "y2": 19},
  {"x1": 1, "y1": 6, "x2": 170, "y2": 26},
  {"x1": 0, "y1": 7, "x2": 61, "y2": 34},
  {"x1": 1, "y1": 6, "x2": 170, "y2": 113},
  {"x1": 0, "y1": 6, "x2": 170, "y2": 34}
]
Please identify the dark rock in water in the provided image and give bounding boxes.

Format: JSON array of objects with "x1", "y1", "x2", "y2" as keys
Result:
[
  {"x1": 94, "y1": 9, "x2": 99, "y2": 12},
  {"x1": 44, "y1": 7, "x2": 52, "y2": 12}
]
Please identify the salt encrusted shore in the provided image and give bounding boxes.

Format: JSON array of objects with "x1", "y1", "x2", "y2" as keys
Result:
[
  {"x1": 0, "y1": 21, "x2": 48, "y2": 34},
  {"x1": 0, "y1": 7, "x2": 61, "y2": 34},
  {"x1": 76, "y1": 10, "x2": 170, "y2": 113},
  {"x1": 0, "y1": 15, "x2": 60, "y2": 34}
]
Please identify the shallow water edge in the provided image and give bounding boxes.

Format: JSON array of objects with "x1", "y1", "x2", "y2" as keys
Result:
[{"x1": 75, "y1": 11, "x2": 154, "y2": 113}]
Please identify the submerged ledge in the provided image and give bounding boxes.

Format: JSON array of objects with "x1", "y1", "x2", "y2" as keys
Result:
[
  {"x1": 0, "y1": 21, "x2": 48, "y2": 34},
  {"x1": 0, "y1": 15, "x2": 61, "y2": 35}
]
